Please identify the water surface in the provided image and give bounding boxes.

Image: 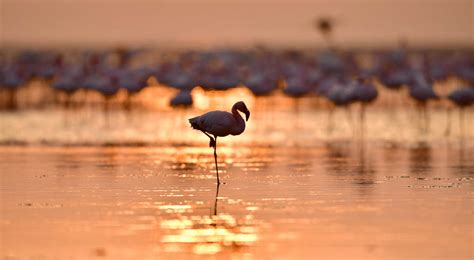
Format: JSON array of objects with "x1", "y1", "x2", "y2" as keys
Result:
[
  {"x1": 1, "y1": 142, "x2": 472, "y2": 259},
  {"x1": 1, "y1": 94, "x2": 473, "y2": 258}
]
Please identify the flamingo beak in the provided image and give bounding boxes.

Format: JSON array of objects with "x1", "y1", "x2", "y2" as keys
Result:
[{"x1": 245, "y1": 111, "x2": 250, "y2": 121}]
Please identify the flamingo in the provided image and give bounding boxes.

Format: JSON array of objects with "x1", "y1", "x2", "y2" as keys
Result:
[
  {"x1": 52, "y1": 73, "x2": 80, "y2": 108},
  {"x1": 318, "y1": 51, "x2": 345, "y2": 75},
  {"x1": 244, "y1": 73, "x2": 278, "y2": 97},
  {"x1": 170, "y1": 90, "x2": 193, "y2": 108},
  {"x1": 314, "y1": 17, "x2": 334, "y2": 48},
  {"x1": 283, "y1": 76, "x2": 312, "y2": 98},
  {"x1": 352, "y1": 77, "x2": 379, "y2": 136},
  {"x1": 408, "y1": 73, "x2": 439, "y2": 133},
  {"x1": 446, "y1": 88, "x2": 474, "y2": 137},
  {"x1": 188, "y1": 101, "x2": 250, "y2": 184},
  {"x1": 325, "y1": 80, "x2": 357, "y2": 133},
  {"x1": 1, "y1": 67, "x2": 26, "y2": 110}
]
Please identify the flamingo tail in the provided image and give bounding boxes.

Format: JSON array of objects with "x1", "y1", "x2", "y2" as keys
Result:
[{"x1": 188, "y1": 116, "x2": 202, "y2": 130}]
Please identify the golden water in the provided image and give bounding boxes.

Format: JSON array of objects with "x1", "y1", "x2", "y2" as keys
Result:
[{"x1": 0, "y1": 90, "x2": 473, "y2": 259}]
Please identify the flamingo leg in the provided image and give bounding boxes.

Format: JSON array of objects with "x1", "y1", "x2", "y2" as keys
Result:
[
  {"x1": 213, "y1": 136, "x2": 220, "y2": 185},
  {"x1": 444, "y1": 107, "x2": 451, "y2": 136},
  {"x1": 7, "y1": 89, "x2": 18, "y2": 110},
  {"x1": 419, "y1": 103, "x2": 426, "y2": 134},
  {"x1": 360, "y1": 103, "x2": 366, "y2": 139},
  {"x1": 424, "y1": 103, "x2": 430, "y2": 134},
  {"x1": 103, "y1": 96, "x2": 112, "y2": 128},
  {"x1": 459, "y1": 107, "x2": 464, "y2": 138},
  {"x1": 201, "y1": 130, "x2": 215, "y2": 147},
  {"x1": 124, "y1": 92, "x2": 131, "y2": 110},
  {"x1": 416, "y1": 103, "x2": 423, "y2": 134},
  {"x1": 327, "y1": 106, "x2": 334, "y2": 134},
  {"x1": 345, "y1": 107, "x2": 354, "y2": 135}
]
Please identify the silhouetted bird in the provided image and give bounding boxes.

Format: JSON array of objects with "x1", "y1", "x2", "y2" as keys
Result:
[
  {"x1": 244, "y1": 74, "x2": 278, "y2": 97},
  {"x1": 283, "y1": 77, "x2": 312, "y2": 98},
  {"x1": 408, "y1": 73, "x2": 439, "y2": 132},
  {"x1": 352, "y1": 78, "x2": 378, "y2": 135},
  {"x1": 446, "y1": 88, "x2": 474, "y2": 136},
  {"x1": 189, "y1": 101, "x2": 250, "y2": 184},
  {"x1": 170, "y1": 90, "x2": 193, "y2": 108},
  {"x1": 448, "y1": 88, "x2": 474, "y2": 108}
]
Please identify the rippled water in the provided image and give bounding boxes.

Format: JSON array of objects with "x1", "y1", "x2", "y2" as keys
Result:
[
  {"x1": 1, "y1": 92, "x2": 474, "y2": 259},
  {"x1": 1, "y1": 140, "x2": 473, "y2": 259}
]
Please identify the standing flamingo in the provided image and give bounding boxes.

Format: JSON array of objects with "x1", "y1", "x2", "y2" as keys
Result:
[
  {"x1": 446, "y1": 88, "x2": 474, "y2": 137},
  {"x1": 408, "y1": 73, "x2": 439, "y2": 133},
  {"x1": 170, "y1": 90, "x2": 193, "y2": 107},
  {"x1": 314, "y1": 17, "x2": 334, "y2": 48},
  {"x1": 352, "y1": 77, "x2": 378, "y2": 136},
  {"x1": 188, "y1": 101, "x2": 250, "y2": 184}
]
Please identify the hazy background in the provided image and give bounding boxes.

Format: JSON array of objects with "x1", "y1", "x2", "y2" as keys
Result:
[{"x1": 1, "y1": 0, "x2": 473, "y2": 48}]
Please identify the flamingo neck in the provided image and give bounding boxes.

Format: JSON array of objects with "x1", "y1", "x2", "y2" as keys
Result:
[{"x1": 231, "y1": 106, "x2": 246, "y2": 135}]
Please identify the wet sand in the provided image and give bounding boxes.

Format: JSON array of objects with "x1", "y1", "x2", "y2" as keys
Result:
[{"x1": 1, "y1": 142, "x2": 472, "y2": 259}]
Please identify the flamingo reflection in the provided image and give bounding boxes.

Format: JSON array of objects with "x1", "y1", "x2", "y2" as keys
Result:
[{"x1": 159, "y1": 183, "x2": 258, "y2": 255}]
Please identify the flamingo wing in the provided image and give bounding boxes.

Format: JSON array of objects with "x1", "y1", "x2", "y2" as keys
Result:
[{"x1": 196, "y1": 111, "x2": 236, "y2": 136}]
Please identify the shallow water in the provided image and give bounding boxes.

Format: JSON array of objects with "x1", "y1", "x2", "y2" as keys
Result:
[
  {"x1": 1, "y1": 86, "x2": 473, "y2": 146},
  {"x1": 1, "y1": 141, "x2": 473, "y2": 259},
  {"x1": 1, "y1": 93, "x2": 474, "y2": 259}
]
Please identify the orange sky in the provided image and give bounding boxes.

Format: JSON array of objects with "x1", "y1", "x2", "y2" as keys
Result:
[{"x1": 1, "y1": 0, "x2": 473, "y2": 48}]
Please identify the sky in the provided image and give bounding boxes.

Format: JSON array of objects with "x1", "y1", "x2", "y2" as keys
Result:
[{"x1": 1, "y1": 0, "x2": 473, "y2": 48}]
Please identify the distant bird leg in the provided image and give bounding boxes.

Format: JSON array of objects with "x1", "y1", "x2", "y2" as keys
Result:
[
  {"x1": 415, "y1": 102, "x2": 423, "y2": 134},
  {"x1": 459, "y1": 107, "x2": 465, "y2": 138},
  {"x1": 420, "y1": 104, "x2": 426, "y2": 134},
  {"x1": 103, "y1": 96, "x2": 112, "y2": 127},
  {"x1": 294, "y1": 99, "x2": 300, "y2": 113},
  {"x1": 6, "y1": 89, "x2": 18, "y2": 110},
  {"x1": 345, "y1": 107, "x2": 354, "y2": 135},
  {"x1": 327, "y1": 106, "x2": 334, "y2": 134},
  {"x1": 64, "y1": 93, "x2": 72, "y2": 109},
  {"x1": 418, "y1": 102, "x2": 427, "y2": 134},
  {"x1": 360, "y1": 103, "x2": 366, "y2": 138},
  {"x1": 444, "y1": 107, "x2": 451, "y2": 136},
  {"x1": 213, "y1": 136, "x2": 220, "y2": 185},
  {"x1": 423, "y1": 103, "x2": 430, "y2": 134},
  {"x1": 124, "y1": 93, "x2": 132, "y2": 110}
]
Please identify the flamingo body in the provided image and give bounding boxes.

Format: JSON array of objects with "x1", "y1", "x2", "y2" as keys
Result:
[
  {"x1": 355, "y1": 83, "x2": 378, "y2": 103},
  {"x1": 448, "y1": 88, "x2": 474, "y2": 107},
  {"x1": 189, "y1": 101, "x2": 249, "y2": 137},
  {"x1": 170, "y1": 91, "x2": 193, "y2": 107},
  {"x1": 245, "y1": 74, "x2": 277, "y2": 96},
  {"x1": 283, "y1": 77, "x2": 312, "y2": 98},
  {"x1": 409, "y1": 73, "x2": 439, "y2": 103},
  {"x1": 409, "y1": 86, "x2": 438, "y2": 102}
]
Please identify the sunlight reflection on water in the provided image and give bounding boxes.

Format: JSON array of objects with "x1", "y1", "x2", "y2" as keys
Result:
[
  {"x1": 1, "y1": 85, "x2": 473, "y2": 147},
  {"x1": 0, "y1": 144, "x2": 473, "y2": 259},
  {"x1": 160, "y1": 213, "x2": 258, "y2": 255}
]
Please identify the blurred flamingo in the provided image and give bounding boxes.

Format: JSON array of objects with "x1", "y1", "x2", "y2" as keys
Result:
[
  {"x1": 408, "y1": 73, "x2": 439, "y2": 133},
  {"x1": 352, "y1": 77, "x2": 379, "y2": 136},
  {"x1": 446, "y1": 88, "x2": 474, "y2": 137},
  {"x1": 170, "y1": 90, "x2": 193, "y2": 108},
  {"x1": 0, "y1": 67, "x2": 26, "y2": 110}
]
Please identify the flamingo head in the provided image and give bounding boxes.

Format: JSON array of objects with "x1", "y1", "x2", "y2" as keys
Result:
[{"x1": 233, "y1": 101, "x2": 250, "y2": 121}]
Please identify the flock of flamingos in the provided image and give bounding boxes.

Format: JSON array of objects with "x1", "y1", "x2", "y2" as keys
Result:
[{"x1": 0, "y1": 47, "x2": 473, "y2": 131}]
